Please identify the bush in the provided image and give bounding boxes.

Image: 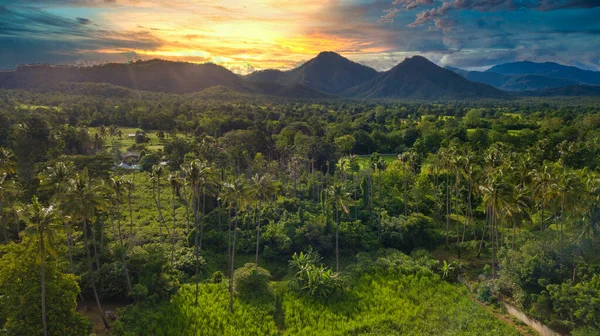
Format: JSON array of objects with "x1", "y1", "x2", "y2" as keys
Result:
[
  {"x1": 233, "y1": 263, "x2": 272, "y2": 300},
  {"x1": 288, "y1": 248, "x2": 346, "y2": 299},
  {"x1": 380, "y1": 213, "x2": 438, "y2": 252}
]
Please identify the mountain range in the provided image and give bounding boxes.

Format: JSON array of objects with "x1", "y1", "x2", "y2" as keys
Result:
[
  {"x1": 1, "y1": 52, "x2": 598, "y2": 99},
  {"x1": 447, "y1": 61, "x2": 600, "y2": 92}
]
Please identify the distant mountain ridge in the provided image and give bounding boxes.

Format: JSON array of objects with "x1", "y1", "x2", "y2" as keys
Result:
[
  {"x1": 449, "y1": 61, "x2": 600, "y2": 93},
  {"x1": 2, "y1": 53, "x2": 598, "y2": 99},
  {"x1": 487, "y1": 61, "x2": 600, "y2": 85}
]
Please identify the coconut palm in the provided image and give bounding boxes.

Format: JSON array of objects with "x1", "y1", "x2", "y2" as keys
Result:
[
  {"x1": 168, "y1": 172, "x2": 183, "y2": 264},
  {"x1": 125, "y1": 175, "x2": 135, "y2": 238},
  {"x1": 580, "y1": 170, "x2": 600, "y2": 242},
  {"x1": 37, "y1": 162, "x2": 82, "y2": 300},
  {"x1": 20, "y1": 196, "x2": 62, "y2": 336},
  {"x1": 370, "y1": 153, "x2": 386, "y2": 240},
  {"x1": 555, "y1": 164, "x2": 585, "y2": 245},
  {"x1": 59, "y1": 169, "x2": 111, "y2": 329},
  {"x1": 478, "y1": 168, "x2": 515, "y2": 279},
  {"x1": 183, "y1": 160, "x2": 213, "y2": 306},
  {"x1": 250, "y1": 173, "x2": 280, "y2": 266},
  {"x1": 108, "y1": 176, "x2": 132, "y2": 292},
  {"x1": 220, "y1": 176, "x2": 251, "y2": 312},
  {"x1": 150, "y1": 164, "x2": 167, "y2": 244},
  {"x1": 327, "y1": 183, "x2": 352, "y2": 272},
  {"x1": 530, "y1": 162, "x2": 559, "y2": 232}
]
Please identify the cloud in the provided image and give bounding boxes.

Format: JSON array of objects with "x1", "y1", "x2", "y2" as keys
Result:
[
  {"x1": 76, "y1": 17, "x2": 92, "y2": 24},
  {"x1": 392, "y1": 0, "x2": 433, "y2": 10},
  {"x1": 378, "y1": 8, "x2": 400, "y2": 23},
  {"x1": 0, "y1": 6, "x2": 163, "y2": 67},
  {"x1": 401, "y1": 0, "x2": 600, "y2": 27}
]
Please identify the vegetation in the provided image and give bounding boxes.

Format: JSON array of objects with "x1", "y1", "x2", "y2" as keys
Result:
[{"x1": 0, "y1": 88, "x2": 599, "y2": 335}]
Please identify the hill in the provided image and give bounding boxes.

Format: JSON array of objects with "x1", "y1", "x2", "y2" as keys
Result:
[
  {"x1": 246, "y1": 51, "x2": 378, "y2": 94},
  {"x1": 447, "y1": 68, "x2": 580, "y2": 91},
  {"x1": 487, "y1": 61, "x2": 600, "y2": 85},
  {"x1": 344, "y1": 56, "x2": 509, "y2": 100},
  {"x1": 518, "y1": 84, "x2": 600, "y2": 97},
  {"x1": 0, "y1": 60, "x2": 252, "y2": 94}
]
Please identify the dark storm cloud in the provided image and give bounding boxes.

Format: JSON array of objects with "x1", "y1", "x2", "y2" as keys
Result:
[{"x1": 0, "y1": 6, "x2": 164, "y2": 68}]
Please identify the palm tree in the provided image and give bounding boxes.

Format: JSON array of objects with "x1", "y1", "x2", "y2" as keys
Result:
[
  {"x1": 168, "y1": 173, "x2": 183, "y2": 264},
  {"x1": 327, "y1": 183, "x2": 352, "y2": 272},
  {"x1": 59, "y1": 169, "x2": 111, "y2": 330},
  {"x1": 126, "y1": 175, "x2": 135, "y2": 238},
  {"x1": 347, "y1": 155, "x2": 360, "y2": 221},
  {"x1": 20, "y1": 196, "x2": 62, "y2": 336},
  {"x1": 250, "y1": 173, "x2": 280, "y2": 266},
  {"x1": 580, "y1": 170, "x2": 600, "y2": 242},
  {"x1": 184, "y1": 160, "x2": 213, "y2": 306},
  {"x1": 220, "y1": 176, "x2": 251, "y2": 312},
  {"x1": 370, "y1": 153, "x2": 386, "y2": 240},
  {"x1": 555, "y1": 164, "x2": 584, "y2": 245},
  {"x1": 109, "y1": 176, "x2": 132, "y2": 292},
  {"x1": 530, "y1": 162, "x2": 558, "y2": 232},
  {"x1": 478, "y1": 168, "x2": 515, "y2": 279},
  {"x1": 151, "y1": 164, "x2": 167, "y2": 244},
  {"x1": 37, "y1": 162, "x2": 82, "y2": 300}
]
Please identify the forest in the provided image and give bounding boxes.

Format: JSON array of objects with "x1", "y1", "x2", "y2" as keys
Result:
[{"x1": 0, "y1": 88, "x2": 599, "y2": 336}]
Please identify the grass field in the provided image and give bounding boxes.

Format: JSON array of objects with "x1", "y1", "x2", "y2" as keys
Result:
[
  {"x1": 88, "y1": 127, "x2": 193, "y2": 153},
  {"x1": 356, "y1": 154, "x2": 397, "y2": 169}
]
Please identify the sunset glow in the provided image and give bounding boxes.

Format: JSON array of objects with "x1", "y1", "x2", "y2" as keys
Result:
[{"x1": 1, "y1": 0, "x2": 599, "y2": 72}]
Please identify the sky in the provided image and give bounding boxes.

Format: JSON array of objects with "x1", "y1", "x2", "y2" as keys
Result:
[{"x1": 0, "y1": 0, "x2": 599, "y2": 73}]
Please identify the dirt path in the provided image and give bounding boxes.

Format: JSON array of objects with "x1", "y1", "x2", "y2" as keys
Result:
[{"x1": 466, "y1": 293, "x2": 536, "y2": 336}]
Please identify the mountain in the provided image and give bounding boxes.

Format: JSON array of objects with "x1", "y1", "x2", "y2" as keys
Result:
[
  {"x1": 487, "y1": 61, "x2": 600, "y2": 85},
  {"x1": 344, "y1": 56, "x2": 509, "y2": 100},
  {"x1": 447, "y1": 68, "x2": 580, "y2": 91},
  {"x1": 518, "y1": 85, "x2": 600, "y2": 97},
  {"x1": 246, "y1": 51, "x2": 379, "y2": 94},
  {"x1": 0, "y1": 60, "x2": 252, "y2": 93}
]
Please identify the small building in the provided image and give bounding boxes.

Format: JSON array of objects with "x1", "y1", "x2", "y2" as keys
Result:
[{"x1": 122, "y1": 151, "x2": 141, "y2": 163}]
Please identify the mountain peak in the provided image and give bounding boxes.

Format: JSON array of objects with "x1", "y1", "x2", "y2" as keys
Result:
[
  {"x1": 401, "y1": 55, "x2": 435, "y2": 66},
  {"x1": 315, "y1": 51, "x2": 343, "y2": 59}
]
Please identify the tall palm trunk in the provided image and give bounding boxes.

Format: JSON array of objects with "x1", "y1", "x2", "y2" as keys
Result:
[
  {"x1": 199, "y1": 188, "x2": 206, "y2": 251},
  {"x1": 84, "y1": 218, "x2": 109, "y2": 329},
  {"x1": 40, "y1": 229, "x2": 47, "y2": 336},
  {"x1": 116, "y1": 201, "x2": 132, "y2": 292},
  {"x1": 455, "y1": 171, "x2": 460, "y2": 258},
  {"x1": 445, "y1": 175, "x2": 450, "y2": 246},
  {"x1": 66, "y1": 220, "x2": 84, "y2": 302},
  {"x1": 255, "y1": 201, "x2": 262, "y2": 266},
  {"x1": 491, "y1": 209, "x2": 496, "y2": 279},
  {"x1": 229, "y1": 211, "x2": 239, "y2": 313},
  {"x1": 91, "y1": 222, "x2": 101, "y2": 273},
  {"x1": 353, "y1": 175, "x2": 358, "y2": 221},
  {"x1": 477, "y1": 208, "x2": 489, "y2": 258},
  {"x1": 193, "y1": 192, "x2": 200, "y2": 306},
  {"x1": 335, "y1": 208, "x2": 340, "y2": 272},
  {"x1": 182, "y1": 183, "x2": 191, "y2": 235},
  {"x1": 128, "y1": 190, "x2": 134, "y2": 238}
]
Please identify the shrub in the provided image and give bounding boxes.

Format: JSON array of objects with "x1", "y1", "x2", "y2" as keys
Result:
[
  {"x1": 288, "y1": 248, "x2": 346, "y2": 299},
  {"x1": 233, "y1": 263, "x2": 272, "y2": 300}
]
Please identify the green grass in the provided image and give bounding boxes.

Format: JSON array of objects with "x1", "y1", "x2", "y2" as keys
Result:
[
  {"x1": 503, "y1": 113, "x2": 522, "y2": 119},
  {"x1": 355, "y1": 154, "x2": 397, "y2": 169},
  {"x1": 88, "y1": 127, "x2": 190, "y2": 153},
  {"x1": 112, "y1": 283, "x2": 278, "y2": 336},
  {"x1": 113, "y1": 273, "x2": 520, "y2": 335}
]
